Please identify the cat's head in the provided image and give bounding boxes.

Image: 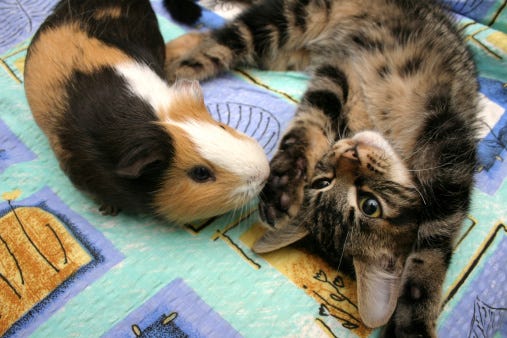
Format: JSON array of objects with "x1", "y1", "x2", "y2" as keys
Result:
[{"x1": 253, "y1": 131, "x2": 423, "y2": 328}]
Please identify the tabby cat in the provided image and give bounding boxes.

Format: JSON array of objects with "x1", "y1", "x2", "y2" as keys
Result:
[{"x1": 164, "y1": 0, "x2": 479, "y2": 336}]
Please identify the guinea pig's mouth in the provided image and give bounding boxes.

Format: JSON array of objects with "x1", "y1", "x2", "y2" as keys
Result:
[
  {"x1": 232, "y1": 181, "x2": 266, "y2": 205},
  {"x1": 246, "y1": 178, "x2": 268, "y2": 187},
  {"x1": 246, "y1": 170, "x2": 270, "y2": 190},
  {"x1": 251, "y1": 182, "x2": 267, "y2": 197},
  {"x1": 249, "y1": 178, "x2": 269, "y2": 192}
]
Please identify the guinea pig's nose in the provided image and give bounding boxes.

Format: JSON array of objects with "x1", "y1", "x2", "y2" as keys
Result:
[
  {"x1": 249, "y1": 170, "x2": 269, "y2": 186},
  {"x1": 260, "y1": 168, "x2": 270, "y2": 183},
  {"x1": 248, "y1": 175, "x2": 260, "y2": 184}
]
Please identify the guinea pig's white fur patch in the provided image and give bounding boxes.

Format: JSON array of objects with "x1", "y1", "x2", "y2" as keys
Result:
[
  {"x1": 115, "y1": 62, "x2": 174, "y2": 111},
  {"x1": 115, "y1": 60, "x2": 269, "y2": 208},
  {"x1": 115, "y1": 60, "x2": 268, "y2": 180},
  {"x1": 169, "y1": 119, "x2": 270, "y2": 189}
]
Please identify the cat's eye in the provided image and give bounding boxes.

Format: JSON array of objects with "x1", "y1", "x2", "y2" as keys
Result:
[
  {"x1": 358, "y1": 194, "x2": 382, "y2": 218},
  {"x1": 311, "y1": 177, "x2": 333, "y2": 190},
  {"x1": 188, "y1": 165, "x2": 215, "y2": 183}
]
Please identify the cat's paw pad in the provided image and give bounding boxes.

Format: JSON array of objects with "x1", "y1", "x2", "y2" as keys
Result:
[{"x1": 259, "y1": 141, "x2": 308, "y2": 227}]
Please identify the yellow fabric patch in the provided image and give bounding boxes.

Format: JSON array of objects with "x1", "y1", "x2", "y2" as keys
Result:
[{"x1": 0, "y1": 206, "x2": 92, "y2": 335}]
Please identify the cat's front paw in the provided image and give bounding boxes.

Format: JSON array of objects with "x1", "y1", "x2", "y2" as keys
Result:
[{"x1": 259, "y1": 137, "x2": 308, "y2": 227}]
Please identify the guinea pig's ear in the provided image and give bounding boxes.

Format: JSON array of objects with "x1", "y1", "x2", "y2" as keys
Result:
[
  {"x1": 252, "y1": 224, "x2": 309, "y2": 253},
  {"x1": 172, "y1": 79, "x2": 204, "y2": 103},
  {"x1": 115, "y1": 147, "x2": 165, "y2": 179}
]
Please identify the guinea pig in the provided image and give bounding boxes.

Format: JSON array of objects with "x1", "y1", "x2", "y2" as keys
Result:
[{"x1": 24, "y1": 0, "x2": 270, "y2": 224}]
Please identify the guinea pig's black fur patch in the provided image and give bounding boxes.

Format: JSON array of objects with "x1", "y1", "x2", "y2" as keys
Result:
[
  {"x1": 43, "y1": 0, "x2": 166, "y2": 69},
  {"x1": 58, "y1": 67, "x2": 174, "y2": 213},
  {"x1": 26, "y1": 0, "x2": 205, "y2": 216}
]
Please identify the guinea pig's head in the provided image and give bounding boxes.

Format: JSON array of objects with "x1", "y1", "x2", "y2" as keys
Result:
[{"x1": 153, "y1": 79, "x2": 270, "y2": 224}]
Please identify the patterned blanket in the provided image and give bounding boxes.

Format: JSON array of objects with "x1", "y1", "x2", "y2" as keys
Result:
[{"x1": 0, "y1": 0, "x2": 506, "y2": 337}]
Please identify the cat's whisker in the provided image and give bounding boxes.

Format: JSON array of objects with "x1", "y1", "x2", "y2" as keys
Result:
[
  {"x1": 336, "y1": 229, "x2": 350, "y2": 272},
  {"x1": 335, "y1": 121, "x2": 349, "y2": 141},
  {"x1": 411, "y1": 185, "x2": 427, "y2": 206},
  {"x1": 407, "y1": 163, "x2": 454, "y2": 172},
  {"x1": 343, "y1": 121, "x2": 350, "y2": 139}
]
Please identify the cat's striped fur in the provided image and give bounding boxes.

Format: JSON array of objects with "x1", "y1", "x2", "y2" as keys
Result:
[{"x1": 164, "y1": 0, "x2": 479, "y2": 336}]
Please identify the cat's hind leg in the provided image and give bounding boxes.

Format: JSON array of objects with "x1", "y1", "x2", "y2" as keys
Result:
[
  {"x1": 164, "y1": 0, "x2": 293, "y2": 81},
  {"x1": 381, "y1": 214, "x2": 468, "y2": 338},
  {"x1": 381, "y1": 251, "x2": 445, "y2": 338},
  {"x1": 164, "y1": 0, "x2": 323, "y2": 81}
]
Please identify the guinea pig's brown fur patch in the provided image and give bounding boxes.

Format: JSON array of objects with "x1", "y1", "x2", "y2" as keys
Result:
[
  {"x1": 155, "y1": 80, "x2": 214, "y2": 123},
  {"x1": 25, "y1": 22, "x2": 129, "y2": 135},
  {"x1": 157, "y1": 86, "x2": 252, "y2": 141},
  {"x1": 154, "y1": 122, "x2": 244, "y2": 223},
  {"x1": 25, "y1": 0, "x2": 269, "y2": 223},
  {"x1": 153, "y1": 91, "x2": 259, "y2": 223}
]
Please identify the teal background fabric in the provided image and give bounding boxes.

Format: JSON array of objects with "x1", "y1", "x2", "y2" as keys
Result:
[{"x1": 0, "y1": 1, "x2": 506, "y2": 337}]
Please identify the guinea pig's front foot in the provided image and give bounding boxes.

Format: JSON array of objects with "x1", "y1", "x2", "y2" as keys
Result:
[
  {"x1": 259, "y1": 137, "x2": 308, "y2": 228},
  {"x1": 99, "y1": 204, "x2": 120, "y2": 216}
]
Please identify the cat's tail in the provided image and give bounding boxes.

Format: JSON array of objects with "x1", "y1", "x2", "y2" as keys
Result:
[{"x1": 163, "y1": 0, "x2": 202, "y2": 24}]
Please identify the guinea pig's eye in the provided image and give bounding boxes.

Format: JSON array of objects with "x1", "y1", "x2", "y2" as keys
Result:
[
  {"x1": 311, "y1": 177, "x2": 333, "y2": 190},
  {"x1": 358, "y1": 193, "x2": 382, "y2": 218},
  {"x1": 188, "y1": 166, "x2": 215, "y2": 183}
]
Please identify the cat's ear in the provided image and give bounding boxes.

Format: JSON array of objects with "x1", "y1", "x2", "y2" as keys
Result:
[
  {"x1": 252, "y1": 225, "x2": 309, "y2": 253},
  {"x1": 353, "y1": 258, "x2": 402, "y2": 328}
]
